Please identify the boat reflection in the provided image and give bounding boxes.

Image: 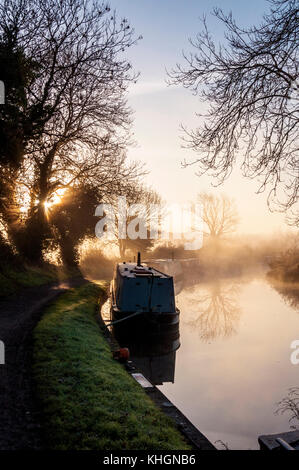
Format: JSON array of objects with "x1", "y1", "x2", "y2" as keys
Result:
[
  {"x1": 128, "y1": 341, "x2": 179, "y2": 386},
  {"x1": 112, "y1": 325, "x2": 180, "y2": 386},
  {"x1": 180, "y1": 280, "x2": 241, "y2": 341},
  {"x1": 101, "y1": 296, "x2": 180, "y2": 385}
]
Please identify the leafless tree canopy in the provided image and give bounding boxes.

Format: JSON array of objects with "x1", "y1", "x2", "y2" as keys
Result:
[
  {"x1": 1, "y1": 0, "x2": 139, "y2": 197},
  {"x1": 0, "y1": 0, "x2": 145, "y2": 263},
  {"x1": 169, "y1": 0, "x2": 299, "y2": 224},
  {"x1": 0, "y1": 0, "x2": 141, "y2": 201},
  {"x1": 114, "y1": 184, "x2": 162, "y2": 258},
  {"x1": 198, "y1": 192, "x2": 239, "y2": 238}
]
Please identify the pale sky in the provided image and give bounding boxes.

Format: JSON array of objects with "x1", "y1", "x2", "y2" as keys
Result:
[{"x1": 110, "y1": 0, "x2": 293, "y2": 235}]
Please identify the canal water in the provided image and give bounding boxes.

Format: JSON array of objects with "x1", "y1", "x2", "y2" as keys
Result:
[
  {"x1": 157, "y1": 275, "x2": 299, "y2": 449},
  {"x1": 104, "y1": 269, "x2": 299, "y2": 449}
]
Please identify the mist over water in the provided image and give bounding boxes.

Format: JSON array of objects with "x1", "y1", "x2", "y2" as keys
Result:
[
  {"x1": 88, "y1": 232, "x2": 299, "y2": 449},
  {"x1": 158, "y1": 271, "x2": 299, "y2": 449}
]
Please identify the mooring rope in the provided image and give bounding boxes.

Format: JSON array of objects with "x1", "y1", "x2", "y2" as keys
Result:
[
  {"x1": 104, "y1": 304, "x2": 161, "y2": 327},
  {"x1": 104, "y1": 309, "x2": 144, "y2": 327}
]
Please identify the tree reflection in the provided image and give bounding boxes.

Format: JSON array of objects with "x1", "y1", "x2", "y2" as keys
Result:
[
  {"x1": 185, "y1": 280, "x2": 241, "y2": 341},
  {"x1": 270, "y1": 281, "x2": 299, "y2": 312},
  {"x1": 276, "y1": 387, "x2": 299, "y2": 429}
]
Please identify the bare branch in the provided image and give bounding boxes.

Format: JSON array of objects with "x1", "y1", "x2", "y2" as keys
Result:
[{"x1": 168, "y1": 0, "x2": 299, "y2": 225}]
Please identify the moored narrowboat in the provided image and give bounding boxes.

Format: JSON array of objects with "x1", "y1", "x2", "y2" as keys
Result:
[{"x1": 110, "y1": 253, "x2": 180, "y2": 341}]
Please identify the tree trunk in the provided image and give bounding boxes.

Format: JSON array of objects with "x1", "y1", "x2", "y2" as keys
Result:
[
  {"x1": 21, "y1": 149, "x2": 57, "y2": 264},
  {"x1": 0, "y1": 168, "x2": 24, "y2": 252},
  {"x1": 59, "y1": 235, "x2": 79, "y2": 268}
]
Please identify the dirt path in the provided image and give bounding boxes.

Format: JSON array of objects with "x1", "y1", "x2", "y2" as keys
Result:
[{"x1": 0, "y1": 277, "x2": 87, "y2": 450}]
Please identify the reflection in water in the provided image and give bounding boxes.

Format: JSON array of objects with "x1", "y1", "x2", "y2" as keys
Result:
[
  {"x1": 270, "y1": 281, "x2": 299, "y2": 312},
  {"x1": 115, "y1": 335, "x2": 180, "y2": 386},
  {"x1": 276, "y1": 387, "x2": 299, "y2": 429},
  {"x1": 129, "y1": 345, "x2": 179, "y2": 386},
  {"x1": 112, "y1": 317, "x2": 180, "y2": 386},
  {"x1": 103, "y1": 276, "x2": 299, "y2": 449},
  {"x1": 101, "y1": 298, "x2": 180, "y2": 386},
  {"x1": 181, "y1": 280, "x2": 241, "y2": 341},
  {"x1": 160, "y1": 277, "x2": 299, "y2": 449}
]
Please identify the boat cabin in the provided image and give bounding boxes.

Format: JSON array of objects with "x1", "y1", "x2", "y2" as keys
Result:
[{"x1": 112, "y1": 262, "x2": 176, "y2": 314}]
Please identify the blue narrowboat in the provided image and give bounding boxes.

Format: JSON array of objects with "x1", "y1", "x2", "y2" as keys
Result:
[{"x1": 110, "y1": 254, "x2": 180, "y2": 340}]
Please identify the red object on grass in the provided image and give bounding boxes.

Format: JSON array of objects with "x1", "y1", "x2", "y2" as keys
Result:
[{"x1": 113, "y1": 348, "x2": 130, "y2": 362}]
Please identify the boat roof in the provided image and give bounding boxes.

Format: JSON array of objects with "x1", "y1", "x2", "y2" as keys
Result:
[{"x1": 117, "y1": 262, "x2": 170, "y2": 279}]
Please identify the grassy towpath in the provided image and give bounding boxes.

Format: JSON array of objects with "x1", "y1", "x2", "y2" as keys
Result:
[{"x1": 33, "y1": 283, "x2": 191, "y2": 450}]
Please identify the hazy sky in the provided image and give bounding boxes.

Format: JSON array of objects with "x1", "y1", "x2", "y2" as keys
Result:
[{"x1": 110, "y1": 0, "x2": 291, "y2": 235}]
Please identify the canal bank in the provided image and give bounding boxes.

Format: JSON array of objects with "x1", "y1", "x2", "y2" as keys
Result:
[
  {"x1": 0, "y1": 276, "x2": 88, "y2": 450},
  {"x1": 32, "y1": 282, "x2": 196, "y2": 450},
  {"x1": 98, "y1": 298, "x2": 215, "y2": 450}
]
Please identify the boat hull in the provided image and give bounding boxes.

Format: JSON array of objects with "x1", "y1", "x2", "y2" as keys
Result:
[{"x1": 110, "y1": 305, "x2": 180, "y2": 345}]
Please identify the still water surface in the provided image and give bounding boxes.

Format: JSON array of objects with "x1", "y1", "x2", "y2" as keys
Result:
[{"x1": 157, "y1": 276, "x2": 299, "y2": 449}]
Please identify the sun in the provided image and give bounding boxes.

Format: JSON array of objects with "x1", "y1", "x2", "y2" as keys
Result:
[
  {"x1": 44, "y1": 200, "x2": 53, "y2": 210},
  {"x1": 44, "y1": 188, "x2": 67, "y2": 210}
]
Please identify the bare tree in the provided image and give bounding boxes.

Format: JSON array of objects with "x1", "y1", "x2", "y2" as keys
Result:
[
  {"x1": 0, "y1": 0, "x2": 141, "y2": 261},
  {"x1": 198, "y1": 192, "x2": 239, "y2": 239},
  {"x1": 20, "y1": 149, "x2": 146, "y2": 263},
  {"x1": 169, "y1": 0, "x2": 299, "y2": 223},
  {"x1": 114, "y1": 184, "x2": 162, "y2": 259}
]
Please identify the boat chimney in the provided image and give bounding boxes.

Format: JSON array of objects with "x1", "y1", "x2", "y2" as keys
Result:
[{"x1": 137, "y1": 252, "x2": 141, "y2": 266}]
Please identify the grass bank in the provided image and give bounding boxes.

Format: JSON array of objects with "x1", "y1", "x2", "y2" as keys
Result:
[
  {"x1": 0, "y1": 264, "x2": 80, "y2": 297},
  {"x1": 33, "y1": 283, "x2": 190, "y2": 450}
]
